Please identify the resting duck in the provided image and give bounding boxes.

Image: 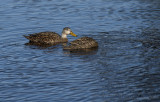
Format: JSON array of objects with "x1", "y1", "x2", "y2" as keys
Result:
[
  {"x1": 24, "y1": 27, "x2": 77, "y2": 44},
  {"x1": 63, "y1": 37, "x2": 98, "y2": 50}
]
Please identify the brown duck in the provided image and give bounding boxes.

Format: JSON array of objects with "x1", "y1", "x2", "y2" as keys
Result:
[
  {"x1": 63, "y1": 37, "x2": 98, "y2": 50},
  {"x1": 24, "y1": 27, "x2": 77, "y2": 44}
]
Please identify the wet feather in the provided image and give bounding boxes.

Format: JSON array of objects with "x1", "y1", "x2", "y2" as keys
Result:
[
  {"x1": 24, "y1": 32, "x2": 67, "y2": 44},
  {"x1": 64, "y1": 37, "x2": 98, "y2": 50}
]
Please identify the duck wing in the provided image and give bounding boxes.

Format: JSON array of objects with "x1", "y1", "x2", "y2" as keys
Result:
[
  {"x1": 64, "y1": 37, "x2": 98, "y2": 49},
  {"x1": 24, "y1": 32, "x2": 62, "y2": 44}
]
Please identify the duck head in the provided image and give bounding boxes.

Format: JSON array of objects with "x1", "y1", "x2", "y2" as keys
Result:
[{"x1": 62, "y1": 27, "x2": 77, "y2": 38}]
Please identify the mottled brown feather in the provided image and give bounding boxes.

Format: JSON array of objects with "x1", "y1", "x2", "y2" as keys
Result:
[
  {"x1": 24, "y1": 32, "x2": 67, "y2": 44},
  {"x1": 64, "y1": 37, "x2": 98, "y2": 50}
]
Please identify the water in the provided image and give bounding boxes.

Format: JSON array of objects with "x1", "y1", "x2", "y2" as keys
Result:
[{"x1": 0, "y1": 0, "x2": 160, "y2": 101}]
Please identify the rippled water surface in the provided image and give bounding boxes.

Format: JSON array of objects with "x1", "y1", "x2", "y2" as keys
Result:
[{"x1": 0, "y1": 0, "x2": 160, "y2": 101}]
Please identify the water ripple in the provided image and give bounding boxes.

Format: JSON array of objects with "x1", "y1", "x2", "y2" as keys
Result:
[{"x1": 0, "y1": 0, "x2": 160, "y2": 102}]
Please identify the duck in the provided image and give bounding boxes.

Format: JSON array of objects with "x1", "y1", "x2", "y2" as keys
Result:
[
  {"x1": 63, "y1": 37, "x2": 98, "y2": 50},
  {"x1": 24, "y1": 27, "x2": 77, "y2": 44}
]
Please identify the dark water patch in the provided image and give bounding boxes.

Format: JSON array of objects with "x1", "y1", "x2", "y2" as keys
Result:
[{"x1": 139, "y1": 29, "x2": 160, "y2": 49}]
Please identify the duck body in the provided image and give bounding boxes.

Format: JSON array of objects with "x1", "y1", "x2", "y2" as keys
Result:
[
  {"x1": 24, "y1": 27, "x2": 98, "y2": 50},
  {"x1": 24, "y1": 27, "x2": 77, "y2": 44},
  {"x1": 24, "y1": 32, "x2": 67, "y2": 44},
  {"x1": 63, "y1": 37, "x2": 98, "y2": 50}
]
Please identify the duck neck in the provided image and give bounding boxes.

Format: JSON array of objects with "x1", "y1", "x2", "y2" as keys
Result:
[{"x1": 62, "y1": 33, "x2": 67, "y2": 39}]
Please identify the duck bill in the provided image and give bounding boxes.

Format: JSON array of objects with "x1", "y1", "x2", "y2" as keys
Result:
[{"x1": 70, "y1": 31, "x2": 77, "y2": 37}]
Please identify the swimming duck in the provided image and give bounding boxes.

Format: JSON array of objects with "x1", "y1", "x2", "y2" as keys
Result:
[
  {"x1": 24, "y1": 27, "x2": 77, "y2": 44},
  {"x1": 63, "y1": 37, "x2": 98, "y2": 50}
]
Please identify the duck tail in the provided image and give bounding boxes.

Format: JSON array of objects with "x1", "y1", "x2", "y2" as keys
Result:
[{"x1": 23, "y1": 35, "x2": 30, "y2": 39}]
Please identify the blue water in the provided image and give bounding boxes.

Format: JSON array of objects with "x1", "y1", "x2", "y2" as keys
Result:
[{"x1": 0, "y1": 0, "x2": 160, "y2": 101}]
